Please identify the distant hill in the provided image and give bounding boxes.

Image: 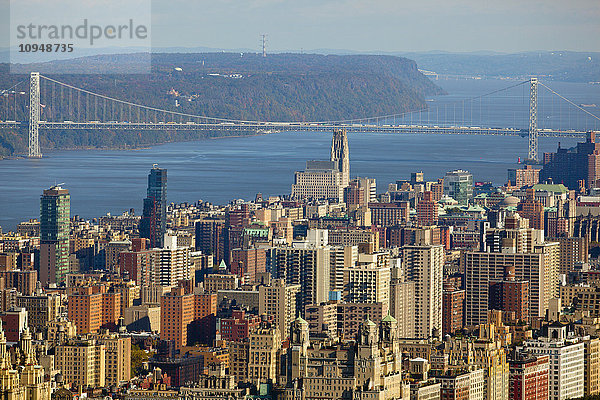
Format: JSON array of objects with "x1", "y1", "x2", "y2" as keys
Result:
[
  {"x1": 397, "y1": 51, "x2": 600, "y2": 82},
  {"x1": 0, "y1": 53, "x2": 443, "y2": 157}
]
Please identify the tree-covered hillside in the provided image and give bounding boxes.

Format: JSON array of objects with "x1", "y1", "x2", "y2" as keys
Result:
[{"x1": 0, "y1": 53, "x2": 443, "y2": 157}]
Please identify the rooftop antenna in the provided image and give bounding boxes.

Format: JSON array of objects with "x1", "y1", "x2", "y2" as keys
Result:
[{"x1": 261, "y1": 34, "x2": 267, "y2": 58}]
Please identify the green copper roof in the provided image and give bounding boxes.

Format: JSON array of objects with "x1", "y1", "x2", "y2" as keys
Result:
[
  {"x1": 295, "y1": 316, "x2": 308, "y2": 325},
  {"x1": 532, "y1": 184, "x2": 568, "y2": 194},
  {"x1": 382, "y1": 313, "x2": 397, "y2": 323},
  {"x1": 244, "y1": 227, "x2": 269, "y2": 237},
  {"x1": 218, "y1": 260, "x2": 227, "y2": 269}
]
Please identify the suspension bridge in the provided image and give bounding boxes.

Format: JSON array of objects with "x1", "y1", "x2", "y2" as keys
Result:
[{"x1": 1, "y1": 72, "x2": 599, "y2": 161}]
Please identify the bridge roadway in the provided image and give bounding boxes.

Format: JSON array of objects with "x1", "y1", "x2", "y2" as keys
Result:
[{"x1": 0, "y1": 120, "x2": 587, "y2": 138}]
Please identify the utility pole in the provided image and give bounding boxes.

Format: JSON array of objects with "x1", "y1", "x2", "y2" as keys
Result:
[{"x1": 261, "y1": 34, "x2": 267, "y2": 58}]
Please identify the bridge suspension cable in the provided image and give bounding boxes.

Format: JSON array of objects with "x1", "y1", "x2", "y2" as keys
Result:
[{"x1": 0, "y1": 72, "x2": 597, "y2": 159}]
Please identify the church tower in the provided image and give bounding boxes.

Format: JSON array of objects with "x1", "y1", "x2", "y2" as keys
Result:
[{"x1": 331, "y1": 129, "x2": 350, "y2": 187}]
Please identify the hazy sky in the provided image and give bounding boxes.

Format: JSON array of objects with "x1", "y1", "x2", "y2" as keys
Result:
[
  {"x1": 2, "y1": 0, "x2": 600, "y2": 53},
  {"x1": 150, "y1": 0, "x2": 600, "y2": 53}
]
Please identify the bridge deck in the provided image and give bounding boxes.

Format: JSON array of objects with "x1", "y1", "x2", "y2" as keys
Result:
[{"x1": 0, "y1": 121, "x2": 587, "y2": 138}]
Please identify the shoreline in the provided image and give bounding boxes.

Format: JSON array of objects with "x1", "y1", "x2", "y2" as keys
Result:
[{"x1": 0, "y1": 130, "x2": 270, "y2": 159}]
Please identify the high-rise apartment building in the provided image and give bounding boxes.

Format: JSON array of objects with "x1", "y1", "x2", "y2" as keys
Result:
[
  {"x1": 40, "y1": 185, "x2": 70, "y2": 285},
  {"x1": 258, "y1": 279, "x2": 300, "y2": 339},
  {"x1": 488, "y1": 266, "x2": 530, "y2": 323},
  {"x1": 369, "y1": 201, "x2": 410, "y2": 227},
  {"x1": 119, "y1": 248, "x2": 157, "y2": 286},
  {"x1": 195, "y1": 219, "x2": 225, "y2": 263},
  {"x1": 390, "y1": 268, "x2": 416, "y2": 338},
  {"x1": 342, "y1": 262, "x2": 390, "y2": 305},
  {"x1": 102, "y1": 333, "x2": 131, "y2": 386},
  {"x1": 230, "y1": 247, "x2": 266, "y2": 284},
  {"x1": 16, "y1": 293, "x2": 61, "y2": 333},
  {"x1": 442, "y1": 283, "x2": 465, "y2": 336},
  {"x1": 247, "y1": 323, "x2": 281, "y2": 387},
  {"x1": 155, "y1": 235, "x2": 191, "y2": 286},
  {"x1": 159, "y1": 286, "x2": 217, "y2": 349},
  {"x1": 55, "y1": 337, "x2": 106, "y2": 388},
  {"x1": 140, "y1": 165, "x2": 167, "y2": 248},
  {"x1": 523, "y1": 325, "x2": 584, "y2": 400},
  {"x1": 403, "y1": 245, "x2": 444, "y2": 338},
  {"x1": 584, "y1": 337, "x2": 600, "y2": 397},
  {"x1": 269, "y1": 245, "x2": 330, "y2": 308},
  {"x1": 548, "y1": 236, "x2": 588, "y2": 275},
  {"x1": 469, "y1": 242, "x2": 559, "y2": 326},
  {"x1": 67, "y1": 286, "x2": 121, "y2": 334}
]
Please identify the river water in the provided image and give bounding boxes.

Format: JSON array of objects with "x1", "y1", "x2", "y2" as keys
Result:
[{"x1": 1, "y1": 78, "x2": 598, "y2": 231}]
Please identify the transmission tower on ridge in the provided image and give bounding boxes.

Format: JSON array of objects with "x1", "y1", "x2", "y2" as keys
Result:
[{"x1": 261, "y1": 34, "x2": 267, "y2": 58}]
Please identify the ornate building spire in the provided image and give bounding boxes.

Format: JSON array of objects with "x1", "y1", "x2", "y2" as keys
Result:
[{"x1": 331, "y1": 129, "x2": 350, "y2": 187}]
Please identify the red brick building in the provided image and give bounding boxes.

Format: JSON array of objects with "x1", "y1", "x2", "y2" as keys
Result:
[
  {"x1": 230, "y1": 248, "x2": 266, "y2": 284},
  {"x1": 442, "y1": 283, "x2": 465, "y2": 336},
  {"x1": 517, "y1": 189, "x2": 544, "y2": 230},
  {"x1": 220, "y1": 309, "x2": 262, "y2": 341},
  {"x1": 160, "y1": 287, "x2": 217, "y2": 349},
  {"x1": 417, "y1": 191, "x2": 439, "y2": 227},
  {"x1": 118, "y1": 249, "x2": 156, "y2": 286},
  {"x1": 509, "y1": 353, "x2": 549, "y2": 400},
  {"x1": 67, "y1": 285, "x2": 122, "y2": 334}
]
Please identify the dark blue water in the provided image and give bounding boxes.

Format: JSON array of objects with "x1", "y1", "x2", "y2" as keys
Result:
[{"x1": 0, "y1": 78, "x2": 598, "y2": 231}]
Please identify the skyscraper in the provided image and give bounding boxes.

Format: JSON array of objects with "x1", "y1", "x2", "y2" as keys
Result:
[
  {"x1": 140, "y1": 165, "x2": 167, "y2": 248},
  {"x1": 40, "y1": 185, "x2": 70, "y2": 285},
  {"x1": 291, "y1": 129, "x2": 350, "y2": 201},
  {"x1": 403, "y1": 245, "x2": 444, "y2": 339},
  {"x1": 330, "y1": 128, "x2": 350, "y2": 187}
]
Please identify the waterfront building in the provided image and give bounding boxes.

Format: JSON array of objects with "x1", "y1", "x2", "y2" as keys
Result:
[
  {"x1": 541, "y1": 131, "x2": 600, "y2": 190},
  {"x1": 444, "y1": 170, "x2": 473, "y2": 206},
  {"x1": 508, "y1": 165, "x2": 540, "y2": 188}
]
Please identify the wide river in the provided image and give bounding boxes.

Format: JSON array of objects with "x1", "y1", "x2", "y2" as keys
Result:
[{"x1": 1, "y1": 78, "x2": 598, "y2": 231}]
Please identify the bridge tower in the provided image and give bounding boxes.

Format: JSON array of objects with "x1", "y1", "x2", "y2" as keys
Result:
[
  {"x1": 28, "y1": 72, "x2": 41, "y2": 158},
  {"x1": 528, "y1": 77, "x2": 538, "y2": 162}
]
